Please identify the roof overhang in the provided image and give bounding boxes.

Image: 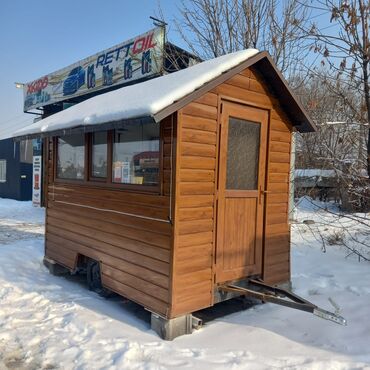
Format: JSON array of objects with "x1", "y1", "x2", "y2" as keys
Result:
[
  {"x1": 13, "y1": 116, "x2": 155, "y2": 142},
  {"x1": 13, "y1": 50, "x2": 315, "y2": 141},
  {"x1": 153, "y1": 51, "x2": 316, "y2": 132}
]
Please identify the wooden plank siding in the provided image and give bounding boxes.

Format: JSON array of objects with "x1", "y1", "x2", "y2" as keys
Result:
[
  {"x1": 213, "y1": 66, "x2": 292, "y2": 286},
  {"x1": 44, "y1": 116, "x2": 176, "y2": 317},
  {"x1": 44, "y1": 64, "x2": 294, "y2": 320},
  {"x1": 171, "y1": 66, "x2": 292, "y2": 317},
  {"x1": 170, "y1": 93, "x2": 218, "y2": 317}
]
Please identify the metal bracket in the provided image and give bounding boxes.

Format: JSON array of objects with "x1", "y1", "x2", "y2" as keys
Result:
[
  {"x1": 313, "y1": 308, "x2": 347, "y2": 326},
  {"x1": 192, "y1": 315, "x2": 203, "y2": 330}
]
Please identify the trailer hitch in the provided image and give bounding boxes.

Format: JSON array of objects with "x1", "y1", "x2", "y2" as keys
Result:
[{"x1": 219, "y1": 279, "x2": 347, "y2": 326}]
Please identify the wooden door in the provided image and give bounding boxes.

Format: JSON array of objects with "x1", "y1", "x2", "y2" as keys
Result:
[{"x1": 216, "y1": 102, "x2": 268, "y2": 283}]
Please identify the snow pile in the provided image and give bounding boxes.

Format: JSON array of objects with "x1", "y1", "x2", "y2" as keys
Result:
[
  {"x1": 13, "y1": 49, "x2": 259, "y2": 138},
  {"x1": 295, "y1": 169, "x2": 337, "y2": 178},
  {"x1": 294, "y1": 196, "x2": 370, "y2": 260},
  {"x1": 0, "y1": 198, "x2": 44, "y2": 223},
  {"x1": 0, "y1": 198, "x2": 370, "y2": 369},
  {"x1": 0, "y1": 198, "x2": 44, "y2": 244}
]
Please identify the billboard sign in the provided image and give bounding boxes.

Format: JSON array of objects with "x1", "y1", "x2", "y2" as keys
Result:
[{"x1": 23, "y1": 27, "x2": 165, "y2": 111}]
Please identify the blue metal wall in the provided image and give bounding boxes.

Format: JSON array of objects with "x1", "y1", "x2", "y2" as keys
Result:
[{"x1": 0, "y1": 138, "x2": 32, "y2": 201}]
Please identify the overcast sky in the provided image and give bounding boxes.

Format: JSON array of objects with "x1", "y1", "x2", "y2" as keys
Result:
[{"x1": 0, "y1": 0, "x2": 183, "y2": 137}]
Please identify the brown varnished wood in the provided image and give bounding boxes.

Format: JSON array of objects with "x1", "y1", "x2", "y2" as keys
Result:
[
  {"x1": 178, "y1": 207, "x2": 214, "y2": 221},
  {"x1": 215, "y1": 102, "x2": 268, "y2": 283},
  {"x1": 266, "y1": 212, "x2": 289, "y2": 225},
  {"x1": 174, "y1": 281, "x2": 212, "y2": 304},
  {"x1": 178, "y1": 195, "x2": 214, "y2": 208},
  {"x1": 270, "y1": 151, "x2": 290, "y2": 163},
  {"x1": 169, "y1": 66, "x2": 295, "y2": 317},
  {"x1": 178, "y1": 219, "x2": 213, "y2": 235},
  {"x1": 268, "y1": 173, "x2": 290, "y2": 183},
  {"x1": 268, "y1": 182, "x2": 289, "y2": 193},
  {"x1": 181, "y1": 115, "x2": 217, "y2": 132},
  {"x1": 46, "y1": 224, "x2": 169, "y2": 290},
  {"x1": 270, "y1": 141, "x2": 291, "y2": 153},
  {"x1": 47, "y1": 209, "x2": 171, "y2": 253},
  {"x1": 46, "y1": 219, "x2": 170, "y2": 275},
  {"x1": 102, "y1": 275, "x2": 168, "y2": 315},
  {"x1": 47, "y1": 200, "x2": 171, "y2": 235},
  {"x1": 179, "y1": 169, "x2": 215, "y2": 182},
  {"x1": 45, "y1": 61, "x2": 296, "y2": 319},
  {"x1": 49, "y1": 184, "x2": 170, "y2": 208},
  {"x1": 193, "y1": 92, "x2": 218, "y2": 107},
  {"x1": 181, "y1": 156, "x2": 216, "y2": 170},
  {"x1": 177, "y1": 231, "x2": 213, "y2": 248},
  {"x1": 176, "y1": 255, "x2": 213, "y2": 275},
  {"x1": 179, "y1": 182, "x2": 215, "y2": 195},
  {"x1": 101, "y1": 264, "x2": 169, "y2": 303},
  {"x1": 181, "y1": 102, "x2": 218, "y2": 120},
  {"x1": 45, "y1": 115, "x2": 175, "y2": 318},
  {"x1": 182, "y1": 128, "x2": 217, "y2": 145},
  {"x1": 180, "y1": 142, "x2": 216, "y2": 158},
  {"x1": 270, "y1": 130, "x2": 291, "y2": 142},
  {"x1": 48, "y1": 192, "x2": 169, "y2": 220},
  {"x1": 227, "y1": 74, "x2": 251, "y2": 90}
]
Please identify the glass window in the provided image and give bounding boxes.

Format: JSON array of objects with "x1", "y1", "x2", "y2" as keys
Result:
[
  {"x1": 0, "y1": 160, "x2": 6, "y2": 183},
  {"x1": 20, "y1": 140, "x2": 33, "y2": 164},
  {"x1": 112, "y1": 122, "x2": 160, "y2": 186},
  {"x1": 57, "y1": 134, "x2": 85, "y2": 180},
  {"x1": 226, "y1": 118, "x2": 260, "y2": 190},
  {"x1": 91, "y1": 132, "x2": 107, "y2": 178}
]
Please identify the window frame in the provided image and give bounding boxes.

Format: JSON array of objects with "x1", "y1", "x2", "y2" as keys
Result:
[
  {"x1": 54, "y1": 127, "x2": 162, "y2": 194},
  {"x1": 0, "y1": 159, "x2": 6, "y2": 183},
  {"x1": 88, "y1": 131, "x2": 110, "y2": 183},
  {"x1": 54, "y1": 133, "x2": 87, "y2": 183}
]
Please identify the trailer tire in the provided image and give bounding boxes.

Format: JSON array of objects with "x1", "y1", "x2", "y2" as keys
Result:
[{"x1": 86, "y1": 259, "x2": 112, "y2": 298}]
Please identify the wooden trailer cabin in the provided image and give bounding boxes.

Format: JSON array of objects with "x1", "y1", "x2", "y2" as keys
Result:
[{"x1": 14, "y1": 49, "x2": 316, "y2": 339}]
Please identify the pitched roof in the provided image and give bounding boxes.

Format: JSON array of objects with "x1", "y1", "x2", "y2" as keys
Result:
[{"x1": 13, "y1": 49, "x2": 315, "y2": 140}]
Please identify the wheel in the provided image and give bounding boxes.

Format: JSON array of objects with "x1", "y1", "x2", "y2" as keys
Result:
[{"x1": 86, "y1": 259, "x2": 112, "y2": 298}]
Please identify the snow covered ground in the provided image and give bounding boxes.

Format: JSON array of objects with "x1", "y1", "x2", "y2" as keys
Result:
[{"x1": 0, "y1": 198, "x2": 369, "y2": 370}]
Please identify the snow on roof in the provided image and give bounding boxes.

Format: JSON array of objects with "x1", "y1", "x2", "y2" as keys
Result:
[
  {"x1": 13, "y1": 49, "x2": 259, "y2": 138},
  {"x1": 295, "y1": 169, "x2": 337, "y2": 178}
]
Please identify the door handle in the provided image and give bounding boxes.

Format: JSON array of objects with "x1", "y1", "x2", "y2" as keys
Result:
[{"x1": 259, "y1": 187, "x2": 271, "y2": 204}]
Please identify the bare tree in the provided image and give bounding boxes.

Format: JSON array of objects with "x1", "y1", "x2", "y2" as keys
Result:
[
  {"x1": 294, "y1": 72, "x2": 369, "y2": 209},
  {"x1": 303, "y1": 0, "x2": 370, "y2": 176},
  {"x1": 175, "y1": 0, "x2": 311, "y2": 81}
]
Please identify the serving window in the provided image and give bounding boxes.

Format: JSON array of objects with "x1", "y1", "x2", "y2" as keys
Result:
[
  {"x1": 56, "y1": 134, "x2": 85, "y2": 180},
  {"x1": 91, "y1": 131, "x2": 108, "y2": 179},
  {"x1": 55, "y1": 123, "x2": 161, "y2": 191},
  {"x1": 112, "y1": 121, "x2": 160, "y2": 186}
]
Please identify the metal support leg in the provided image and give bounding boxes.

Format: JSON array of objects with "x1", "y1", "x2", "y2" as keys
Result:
[{"x1": 150, "y1": 313, "x2": 202, "y2": 340}]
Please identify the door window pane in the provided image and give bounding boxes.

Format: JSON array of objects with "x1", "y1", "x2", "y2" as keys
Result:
[
  {"x1": 226, "y1": 118, "x2": 260, "y2": 190},
  {"x1": 57, "y1": 134, "x2": 85, "y2": 180},
  {"x1": 113, "y1": 121, "x2": 160, "y2": 186},
  {"x1": 91, "y1": 132, "x2": 107, "y2": 178},
  {"x1": 20, "y1": 140, "x2": 33, "y2": 164}
]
